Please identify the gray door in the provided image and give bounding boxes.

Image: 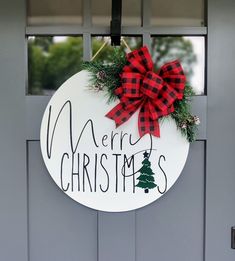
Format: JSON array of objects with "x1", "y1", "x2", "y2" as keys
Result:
[{"x1": 0, "y1": 0, "x2": 235, "y2": 260}]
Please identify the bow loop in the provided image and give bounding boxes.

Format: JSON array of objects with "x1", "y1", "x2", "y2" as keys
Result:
[
  {"x1": 159, "y1": 60, "x2": 186, "y2": 100},
  {"x1": 158, "y1": 60, "x2": 184, "y2": 76},
  {"x1": 106, "y1": 46, "x2": 186, "y2": 137},
  {"x1": 122, "y1": 46, "x2": 153, "y2": 74},
  {"x1": 162, "y1": 75, "x2": 185, "y2": 99}
]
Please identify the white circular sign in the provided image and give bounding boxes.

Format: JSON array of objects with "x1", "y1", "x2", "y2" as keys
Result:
[{"x1": 40, "y1": 70, "x2": 189, "y2": 212}]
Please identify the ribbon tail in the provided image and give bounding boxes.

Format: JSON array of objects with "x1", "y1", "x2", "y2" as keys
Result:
[
  {"x1": 106, "y1": 102, "x2": 137, "y2": 128},
  {"x1": 138, "y1": 102, "x2": 160, "y2": 137}
]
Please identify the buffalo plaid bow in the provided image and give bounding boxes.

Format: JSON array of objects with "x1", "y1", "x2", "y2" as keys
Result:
[{"x1": 106, "y1": 46, "x2": 186, "y2": 137}]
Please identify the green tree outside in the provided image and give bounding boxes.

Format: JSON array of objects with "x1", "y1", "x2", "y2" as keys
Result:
[
  {"x1": 28, "y1": 41, "x2": 46, "y2": 95},
  {"x1": 44, "y1": 37, "x2": 83, "y2": 91},
  {"x1": 151, "y1": 36, "x2": 197, "y2": 78}
]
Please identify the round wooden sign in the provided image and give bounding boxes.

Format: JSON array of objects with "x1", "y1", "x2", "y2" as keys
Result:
[{"x1": 40, "y1": 70, "x2": 189, "y2": 212}]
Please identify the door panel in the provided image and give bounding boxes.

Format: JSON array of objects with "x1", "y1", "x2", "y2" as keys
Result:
[
  {"x1": 0, "y1": 0, "x2": 28, "y2": 260},
  {"x1": 27, "y1": 141, "x2": 205, "y2": 261},
  {"x1": 136, "y1": 142, "x2": 205, "y2": 261},
  {"x1": 28, "y1": 142, "x2": 97, "y2": 261},
  {"x1": 98, "y1": 212, "x2": 136, "y2": 261},
  {"x1": 206, "y1": 0, "x2": 235, "y2": 260}
]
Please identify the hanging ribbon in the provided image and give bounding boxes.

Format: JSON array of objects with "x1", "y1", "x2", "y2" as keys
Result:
[{"x1": 106, "y1": 46, "x2": 186, "y2": 137}]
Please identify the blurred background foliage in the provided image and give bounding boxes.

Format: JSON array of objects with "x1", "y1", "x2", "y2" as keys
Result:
[
  {"x1": 28, "y1": 36, "x2": 83, "y2": 94},
  {"x1": 28, "y1": 36, "x2": 196, "y2": 95},
  {"x1": 151, "y1": 37, "x2": 196, "y2": 77}
]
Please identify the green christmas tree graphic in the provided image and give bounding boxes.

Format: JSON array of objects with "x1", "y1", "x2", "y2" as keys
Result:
[{"x1": 136, "y1": 151, "x2": 157, "y2": 193}]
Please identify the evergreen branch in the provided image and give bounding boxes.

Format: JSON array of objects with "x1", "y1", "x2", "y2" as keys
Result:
[
  {"x1": 82, "y1": 48, "x2": 127, "y2": 102},
  {"x1": 171, "y1": 83, "x2": 199, "y2": 142}
]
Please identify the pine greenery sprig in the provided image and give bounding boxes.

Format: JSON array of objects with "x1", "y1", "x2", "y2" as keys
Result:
[
  {"x1": 82, "y1": 48, "x2": 127, "y2": 102},
  {"x1": 82, "y1": 53, "x2": 199, "y2": 142},
  {"x1": 171, "y1": 83, "x2": 199, "y2": 142}
]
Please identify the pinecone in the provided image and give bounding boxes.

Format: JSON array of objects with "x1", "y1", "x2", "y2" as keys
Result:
[
  {"x1": 94, "y1": 83, "x2": 104, "y2": 91},
  {"x1": 192, "y1": 115, "x2": 200, "y2": 125},
  {"x1": 179, "y1": 122, "x2": 187, "y2": 129},
  {"x1": 96, "y1": 71, "x2": 106, "y2": 81}
]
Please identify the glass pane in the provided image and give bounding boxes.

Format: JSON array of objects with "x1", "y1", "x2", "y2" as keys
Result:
[
  {"x1": 91, "y1": 36, "x2": 142, "y2": 62},
  {"x1": 150, "y1": 0, "x2": 204, "y2": 26},
  {"x1": 27, "y1": 0, "x2": 82, "y2": 25},
  {"x1": 151, "y1": 36, "x2": 205, "y2": 95},
  {"x1": 28, "y1": 36, "x2": 83, "y2": 95},
  {"x1": 92, "y1": 0, "x2": 141, "y2": 26}
]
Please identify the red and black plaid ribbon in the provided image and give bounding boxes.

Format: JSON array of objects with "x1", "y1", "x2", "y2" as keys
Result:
[{"x1": 106, "y1": 46, "x2": 186, "y2": 137}]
